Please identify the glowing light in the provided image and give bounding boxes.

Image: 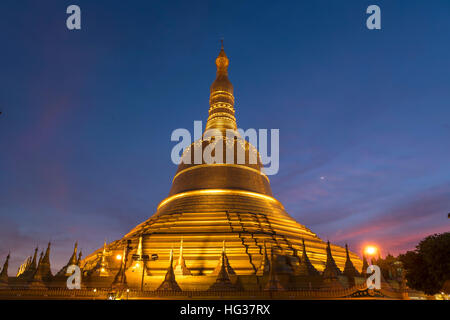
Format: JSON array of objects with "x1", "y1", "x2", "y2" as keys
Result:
[
  {"x1": 116, "y1": 254, "x2": 122, "y2": 261},
  {"x1": 364, "y1": 245, "x2": 378, "y2": 256},
  {"x1": 158, "y1": 189, "x2": 283, "y2": 210},
  {"x1": 101, "y1": 268, "x2": 105, "y2": 272}
]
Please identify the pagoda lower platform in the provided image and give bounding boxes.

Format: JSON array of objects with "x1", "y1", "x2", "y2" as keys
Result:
[{"x1": 82, "y1": 191, "x2": 363, "y2": 280}]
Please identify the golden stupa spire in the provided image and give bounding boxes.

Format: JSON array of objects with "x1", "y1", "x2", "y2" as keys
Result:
[
  {"x1": 174, "y1": 238, "x2": 192, "y2": 275},
  {"x1": 101, "y1": 239, "x2": 107, "y2": 262},
  {"x1": 68, "y1": 242, "x2": 78, "y2": 265},
  {"x1": 136, "y1": 235, "x2": 143, "y2": 257},
  {"x1": 206, "y1": 40, "x2": 237, "y2": 132},
  {"x1": 157, "y1": 249, "x2": 182, "y2": 291}
]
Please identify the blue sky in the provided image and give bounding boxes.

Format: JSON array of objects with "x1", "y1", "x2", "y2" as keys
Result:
[{"x1": 0, "y1": 0, "x2": 449, "y2": 272}]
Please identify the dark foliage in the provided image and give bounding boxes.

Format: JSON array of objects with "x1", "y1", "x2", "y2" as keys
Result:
[{"x1": 399, "y1": 232, "x2": 450, "y2": 295}]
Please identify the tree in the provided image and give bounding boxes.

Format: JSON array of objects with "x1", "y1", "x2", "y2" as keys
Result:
[
  {"x1": 376, "y1": 254, "x2": 401, "y2": 280},
  {"x1": 399, "y1": 232, "x2": 450, "y2": 295}
]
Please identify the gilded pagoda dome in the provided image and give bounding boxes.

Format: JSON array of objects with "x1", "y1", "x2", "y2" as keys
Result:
[
  {"x1": 169, "y1": 42, "x2": 271, "y2": 197},
  {"x1": 169, "y1": 138, "x2": 272, "y2": 197},
  {"x1": 82, "y1": 43, "x2": 363, "y2": 290}
]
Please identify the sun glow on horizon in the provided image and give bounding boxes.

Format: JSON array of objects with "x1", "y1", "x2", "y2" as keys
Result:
[{"x1": 364, "y1": 245, "x2": 378, "y2": 256}]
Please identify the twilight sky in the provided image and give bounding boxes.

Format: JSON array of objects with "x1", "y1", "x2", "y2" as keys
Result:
[{"x1": 1, "y1": 0, "x2": 449, "y2": 273}]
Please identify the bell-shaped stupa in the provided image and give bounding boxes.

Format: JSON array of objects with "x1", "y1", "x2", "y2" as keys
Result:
[{"x1": 81, "y1": 43, "x2": 362, "y2": 289}]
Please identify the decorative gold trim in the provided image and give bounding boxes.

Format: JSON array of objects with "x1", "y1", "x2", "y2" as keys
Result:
[
  {"x1": 207, "y1": 113, "x2": 236, "y2": 121},
  {"x1": 209, "y1": 103, "x2": 234, "y2": 112},
  {"x1": 157, "y1": 188, "x2": 283, "y2": 210},
  {"x1": 172, "y1": 163, "x2": 270, "y2": 183},
  {"x1": 209, "y1": 90, "x2": 234, "y2": 96}
]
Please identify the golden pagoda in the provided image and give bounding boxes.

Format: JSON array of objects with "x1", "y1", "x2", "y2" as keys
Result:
[{"x1": 81, "y1": 43, "x2": 363, "y2": 291}]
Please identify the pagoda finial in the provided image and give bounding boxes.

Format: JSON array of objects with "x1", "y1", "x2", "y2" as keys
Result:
[
  {"x1": 175, "y1": 238, "x2": 192, "y2": 275},
  {"x1": 112, "y1": 245, "x2": 128, "y2": 290},
  {"x1": 212, "y1": 240, "x2": 235, "y2": 276},
  {"x1": 93, "y1": 240, "x2": 110, "y2": 277},
  {"x1": 322, "y1": 241, "x2": 342, "y2": 281},
  {"x1": 343, "y1": 244, "x2": 360, "y2": 285},
  {"x1": 29, "y1": 246, "x2": 51, "y2": 288},
  {"x1": 17, "y1": 254, "x2": 33, "y2": 277},
  {"x1": 56, "y1": 241, "x2": 80, "y2": 277},
  {"x1": 157, "y1": 249, "x2": 182, "y2": 291},
  {"x1": 206, "y1": 42, "x2": 236, "y2": 131},
  {"x1": 216, "y1": 41, "x2": 228, "y2": 71},
  {"x1": 137, "y1": 235, "x2": 143, "y2": 257},
  {"x1": 297, "y1": 239, "x2": 320, "y2": 276},
  {"x1": 38, "y1": 242, "x2": 52, "y2": 278},
  {"x1": 208, "y1": 239, "x2": 239, "y2": 291},
  {"x1": 0, "y1": 253, "x2": 10, "y2": 283}
]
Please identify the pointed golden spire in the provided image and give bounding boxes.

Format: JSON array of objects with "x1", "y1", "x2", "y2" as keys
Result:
[
  {"x1": 343, "y1": 244, "x2": 360, "y2": 276},
  {"x1": 94, "y1": 239, "x2": 110, "y2": 277},
  {"x1": 174, "y1": 238, "x2": 192, "y2": 275},
  {"x1": 157, "y1": 249, "x2": 182, "y2": 291},
  {"x1": 30, "y1": 249, "x2": 51, "y2": 287},
  {"x1": 298, "y1": 239, "x2": 320, "y2": 276},
  {"x1": 216, "y1": 39, "x2": 229, "y2": 74},
  {"x1": 212, "y1": 240, "x2": 236, "y2": 275},
  {"x1": 17, "y1": 248, "x2": 36, "y2": 278},
  {"x1": 68, "y1": 242, "x2": 78, "y2": 265},
  {"x1": 206, "y1": 40, "x2": 237, "y2": 132},
  {"x1": 322, "y1": 241, "x2": 342, "y2": 281},
  {"x1": 112, "y1": 245, "x2": 128, "y2": 289},
  {"x1": 101, "y1": 239, "x2": 107, "y2": 262},
  {"x1": 17, "y1": 256, "x2": 31, "y2": 277},
  {"x1": 56, "y1": 241, "x2": 79, "y2": 277},
  {"x1": 42, "y1": 242, "x2": 51, "y2": 265},
  {"x1": 130, "y1": 235, "x2": 145, "y2": 271},
  {"x1": 134, "y1": 235, "x2": 143, "y2": 258},
  {"x1": 0, "y1": 252, "x2": 10, "y2": 284},
  {"x1": 343, "y1": 244, "x2": 360, "y2": 286},
  {"x1": 208, "y1": 240, "x2": 240, "y2": 291},
  {"x1": 36, "y1": 242, "x2": 52, "y2": 279}
]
